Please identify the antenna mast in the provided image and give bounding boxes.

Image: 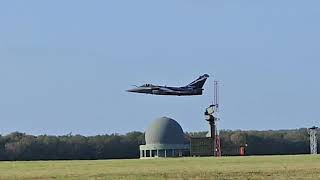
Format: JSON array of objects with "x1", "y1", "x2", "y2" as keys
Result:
[
  {"x1": 214, "y1": 80, "x2": 221, "y2": 157},
  {"x1": 203, "y1": 80, "x2": 222, "y2": 157},
  {"x1": 214, "y1": 80, "x2": 219, "y2": 112}
]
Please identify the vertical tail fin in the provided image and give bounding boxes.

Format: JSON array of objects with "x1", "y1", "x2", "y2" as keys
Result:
[{"x1": 186, "y1": 74, "x2": 209, "y2": 88}]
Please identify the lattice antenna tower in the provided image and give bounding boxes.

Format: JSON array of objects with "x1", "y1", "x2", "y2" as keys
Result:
[{"x1": 308, "y1": 126, "x2": 318, "y2": 155}]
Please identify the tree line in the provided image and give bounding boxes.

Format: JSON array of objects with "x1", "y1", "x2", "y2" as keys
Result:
[{"x1": 0, "y1": 129, "x2": 317, "y2": 160}]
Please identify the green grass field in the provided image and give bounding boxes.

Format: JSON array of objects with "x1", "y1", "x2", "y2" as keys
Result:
[{"x1": 1, "y1": 155, "x2": 320, "y2": 180}]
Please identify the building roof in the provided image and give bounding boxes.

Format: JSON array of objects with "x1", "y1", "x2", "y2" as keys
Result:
[{"x1": 145, "y1": 117, "x2": 185, "y2": 145}]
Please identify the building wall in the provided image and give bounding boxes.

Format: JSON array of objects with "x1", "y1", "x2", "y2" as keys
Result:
[{"x1": 140, "y1": 144, "x2": 190, "y2": 158}]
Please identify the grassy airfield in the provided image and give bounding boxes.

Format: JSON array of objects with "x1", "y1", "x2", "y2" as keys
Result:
[{"x1": 0, "y1": 155, "x2": 320, "y2": 180}]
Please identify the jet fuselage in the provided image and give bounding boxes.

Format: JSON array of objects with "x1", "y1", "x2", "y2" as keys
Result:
[{"x1": 127, "y1": 74, "x2": 209, "y2": 96}]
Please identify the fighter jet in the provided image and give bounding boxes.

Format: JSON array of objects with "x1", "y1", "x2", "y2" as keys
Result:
[{"x1": 127, "y1": 74, "x2": 209, "y2": 96}]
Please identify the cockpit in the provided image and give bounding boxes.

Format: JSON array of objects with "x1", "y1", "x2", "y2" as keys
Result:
[{"x1": 141, "y1": 84, "x2": 153, "y2": 87}]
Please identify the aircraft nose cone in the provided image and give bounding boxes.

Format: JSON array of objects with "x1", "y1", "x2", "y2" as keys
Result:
[
  {"x1": 126, "y1": 87, "x2": 148, "y2": 94},
  {"x1": 126, "y1": 88, "x2": 139, "y2": 93}
]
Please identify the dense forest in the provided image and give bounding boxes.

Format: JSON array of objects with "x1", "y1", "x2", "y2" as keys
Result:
[{"x1": 0, "y1": 129, "x2": 317, "y2": 161}]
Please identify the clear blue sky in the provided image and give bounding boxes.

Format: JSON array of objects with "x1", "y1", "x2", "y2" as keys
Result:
[{"x1": 0, "y1": 1, "x2": 319, "y2": 135}]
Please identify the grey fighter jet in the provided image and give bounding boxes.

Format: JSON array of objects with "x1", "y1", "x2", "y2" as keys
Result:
[{"x1": 127, "y1": 74, "x2": 209, "y2": 96}]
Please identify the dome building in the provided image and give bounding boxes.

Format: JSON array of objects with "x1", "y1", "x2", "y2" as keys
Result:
[{"x1": 140, "y1": 117, "x2": 190, "y2": 158}]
